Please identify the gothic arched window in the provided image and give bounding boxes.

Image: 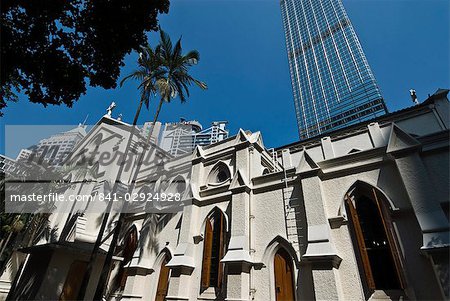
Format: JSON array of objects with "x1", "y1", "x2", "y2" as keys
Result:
[
  {"x1": 117, "y1": 226, "x2": 138, "y2": 290},
  {"x1": 201, "y1": 210, "x2": 226, "y2": 292},
  {"x1": 345, "y1": 184, "x2": 404, "y2": 297},
  {"x1": 155, "y1": 253, "x2": 171, "y2": 301}
]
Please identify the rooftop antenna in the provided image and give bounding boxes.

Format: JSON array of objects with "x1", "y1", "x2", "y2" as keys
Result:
[{"x1": 410, "y1": 89, "x2": 419, "y2": 105}]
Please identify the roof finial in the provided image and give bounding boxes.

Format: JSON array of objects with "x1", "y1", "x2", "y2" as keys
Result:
[
  {"x1": 106, "y1": 102, "x2": 116, "y2": 117},
  {"x1": 410, "y1": 89, "x2": 419, "y2": 105}
]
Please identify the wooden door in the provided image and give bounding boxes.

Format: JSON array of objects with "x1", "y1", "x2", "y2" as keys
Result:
[
  {"x1": 155, "y1": 256, "x2": 170, "y2": 301},
  {"x1": 59, "y1": 260, "x2": 88, "y2": 301},
  {"x1": 274, "y1": 248, "x2": 295, "y2": 301},
  {"x1": 346, "y1": 195, "x2": 376, "y2": 291}
]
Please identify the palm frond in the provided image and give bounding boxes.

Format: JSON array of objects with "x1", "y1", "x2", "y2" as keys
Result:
[
  {"x1": 159, "y1": 29, "x2": 173, "y2": 61},
  {"x1": 123, "y1": 28, "x2": 207, "y2": 131},
  {"x1": 120, "y1": 42, "x2": 165, "y2": 121},
  {"x1": 173, "y1": 38, "x2": 183, "y2": 62},
  {"x1": 120, "y1": 70, "x2": 147, "y2": 87},
  {"x1": 174, "y1": 80, "x2": 187, "y2": 103},
  {"x1": 183, "y1": 50, "x2": 200, "y2": 66}
]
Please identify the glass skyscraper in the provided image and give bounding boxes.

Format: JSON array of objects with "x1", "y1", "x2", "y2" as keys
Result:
[{"x1": 280, "y1": 0, "x2": 387, "y2": 140}]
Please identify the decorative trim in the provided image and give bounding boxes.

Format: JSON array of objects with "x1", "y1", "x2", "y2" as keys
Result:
[
  {"x1": 301, "y1": 254, "x2": 342, "y2": 269},
  {"x1": 165, "y1": 295, "x2": 190, "y2": 300},
  {"x1": 386, "y1": 124, "x2": 422, "y2": 156},
  {"x1": 328, "y1": 216, "x2": 347, "y2": 229},
  {"x1": 193, "y1": 234, "x2": 204, "y2": 244}
]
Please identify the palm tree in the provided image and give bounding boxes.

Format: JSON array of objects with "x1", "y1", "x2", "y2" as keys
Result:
[
  {"x1": 147, "y1": 29, "x2": 207, "y2": 138},
  {"x1": 78, "y1": 45, "x2": 165, "y2": 301},
  {"x1": 120, "y1": 46, "x2": 164, "y2": 126},
  {"x1": 92, "y1": 29, "x2": 207, "y2": 300}
]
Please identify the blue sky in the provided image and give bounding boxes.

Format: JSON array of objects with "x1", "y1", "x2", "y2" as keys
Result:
[{"x1": 1, "y1": 0, "x2": 449, "y2": 156}]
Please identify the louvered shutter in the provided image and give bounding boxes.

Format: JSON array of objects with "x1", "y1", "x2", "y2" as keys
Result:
[{"x1": 217, "y1": 214, "x2": 225, "y2": 288}]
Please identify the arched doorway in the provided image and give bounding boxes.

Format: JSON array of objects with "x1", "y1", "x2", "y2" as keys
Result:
[
  {"x1": 155, "y1": 254, "x2": 171, "y2": 301},
  {"x1": 345, "y1": 183, "x2": 403, "y2": 296},
  {"x1": 274, "y1": 248, "x2": 295, "y2": 301}
]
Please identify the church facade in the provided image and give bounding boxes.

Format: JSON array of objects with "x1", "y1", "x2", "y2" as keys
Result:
[{"x1": 3, "y1": 89, "x2": 450, "y2": 301}]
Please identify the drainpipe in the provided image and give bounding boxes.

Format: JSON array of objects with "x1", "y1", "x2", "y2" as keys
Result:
[
  {"x1": 249, "y1": 196, "x2": 256, "y2": 300},
  {"x1": 249, "y1": 146, "x2": 256, "y2": 300}
]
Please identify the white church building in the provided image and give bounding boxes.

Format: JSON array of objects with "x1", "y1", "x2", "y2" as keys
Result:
[{"x1": 2, "y1": 89, "x2": 449, "y2": 301}]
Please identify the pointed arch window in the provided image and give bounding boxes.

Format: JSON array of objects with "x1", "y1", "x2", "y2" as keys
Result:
[
  {"x1": 201, "y1": 210, "x2": 226, "y2": 292},
  {"x1": 117, "y1": 226, "x2": 138, "y2": 291},
  {"x1": 155, "y1": 253, "x2": 171, "y2": 301},
  {"x1": 345, "y1": 185, "x2": 404, "y2": 297}
]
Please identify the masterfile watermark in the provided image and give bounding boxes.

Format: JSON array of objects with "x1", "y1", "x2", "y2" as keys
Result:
[
  {"x1": 4, "y1": 124, "x2": 193, "y2": 214},
  {"x1": 9, "y1": 192, "x2": 182, "y2": 203}
]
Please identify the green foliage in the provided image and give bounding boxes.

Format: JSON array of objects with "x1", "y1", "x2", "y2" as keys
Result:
[
  {"x1": 155, "y1": 29, "x2": 208, "y2": 103},
  {"x1": 0, "y1": 0, "x2": 170, "y2": 115},
  {"x1": 120, "y1": 46, "x2": 164, "y2": 110}
]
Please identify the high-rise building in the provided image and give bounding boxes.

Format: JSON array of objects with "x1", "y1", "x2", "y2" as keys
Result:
[
  {"x1": 142, "y1": 119, "x2": 229, "y2": 156},
  {"x1": 0, "y1": 155, "x2": 26, "y2": 176},
  {"x1": 280, "y1": 0, "x2": 388, "y2": 139},
  {"x1": 2, "y1": 124, "x2": 87, "y2": 175},
  {"x1": 19, "y1": 124, "x2": 87, "y2": 166},
  {"x1": 16, "y1": 148, "x2": 33, "y2": 161}
]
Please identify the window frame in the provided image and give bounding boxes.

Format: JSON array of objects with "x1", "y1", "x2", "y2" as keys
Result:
[
  {"x1": 345, "y1": 187, "x2": 406, "y2": 298},
  {"x1": 200, "y1": 210, "x2": 227, "y2": 293}
]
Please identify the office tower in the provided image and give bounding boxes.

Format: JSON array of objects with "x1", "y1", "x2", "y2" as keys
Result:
[
  {"x1": 16, "y1": 148, "x2": 33, "y2": 161},
  {"x1": 142, "y1": 119, "x2": 229, "y2": 156},
  {"x1": 141, "y1": 121, "x2": 163, "y2": 145},
  {"x1": 0, "y1": 155, "x2": 25, "y2": 176},
  {"x1": 280, "y1": 0, "x2": 387, "y2": 139},
  {"x1": 24, "y1": 124, "x2": 87, "y2": 166}
]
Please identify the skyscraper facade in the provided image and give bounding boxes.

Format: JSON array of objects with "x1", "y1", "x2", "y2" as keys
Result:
[
  {"x1": 142, "y1": 119, "x2": 229, "y2": 157},
  {"x1": 20, "y1": 124, "x2": 87, "y2": 166},
  {"x1": 280, "y1": 0, "x2": 387, "y2": 139}
]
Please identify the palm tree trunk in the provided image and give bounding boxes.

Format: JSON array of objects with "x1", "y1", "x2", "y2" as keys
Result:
[
  {"x1": 147, "y1": 97, "x2": 164, "y2": 144},
  {"x1": 93, "y1": 101, "x2": 165, "y2": 299},
  {"x1": 79, "y1": 99, "x2": 143, "y2": 300},
  {"x1": 80, "y1": 88, "x2": 149, "y2": 300},
  {"x1": 93, "y1": 212, "x2": 125, "y2": 300},
  {"x1": 0, "y1": 231, "x2": 13, "y2": 260},
  {"x1": 78, "y1": 91, "x2": 148, "y2": 300},
  {"x1": 132, "y1": 96, "x2": 145, "y2": 126}
]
